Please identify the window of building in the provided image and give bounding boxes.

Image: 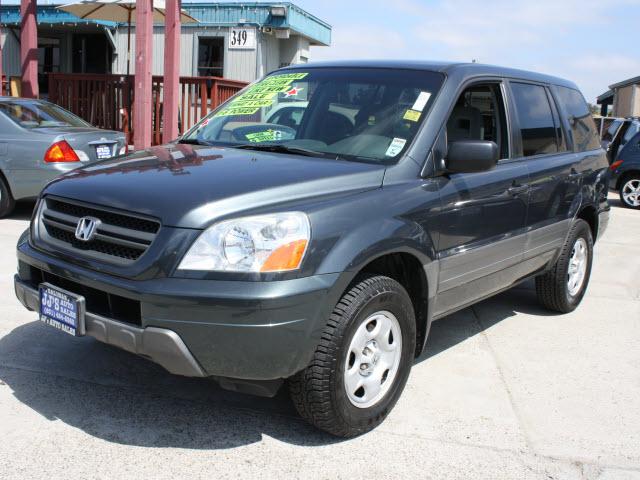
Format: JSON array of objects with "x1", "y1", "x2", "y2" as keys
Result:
[
  {"x1": 197, "y1": 37, "x2": 224, "y2": 77},
  {"x1": 446, "y1": 83, "x2": 509, "y2": 159},
  {"x1": 555, "y1": 86, "x2": 601, "y2": 152},
  {"x1": 511, "y1": 82, "x2": 559, "y2": 157}
]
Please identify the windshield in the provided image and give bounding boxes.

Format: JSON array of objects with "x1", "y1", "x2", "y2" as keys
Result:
[
  {"x1": 182, "y1": 68, "x2": 444, "y2": 163},
  {"x1": 0, "y1": 101, "x2": 91, "y2": 129}
]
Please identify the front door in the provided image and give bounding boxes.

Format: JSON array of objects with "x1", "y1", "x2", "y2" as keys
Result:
[{"x1": 433, "y1": 82, "x2": 530, "y2": 317}]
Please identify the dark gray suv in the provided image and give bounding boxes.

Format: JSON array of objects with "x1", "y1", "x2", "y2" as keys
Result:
[{"x1": 14, "y1": 61, "x2": 610, "y2": 437}]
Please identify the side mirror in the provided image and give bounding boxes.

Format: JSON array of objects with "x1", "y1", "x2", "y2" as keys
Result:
[{"x1": 446, "y1": 140, "x2": 499, "y2": 173}]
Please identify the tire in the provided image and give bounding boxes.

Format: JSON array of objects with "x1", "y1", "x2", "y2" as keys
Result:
[
  {"x1": 619, "y1": 174, "x2": 640, "y2": 209},
  {"x1": 289, "y1": 274, "x2": 416, "y2": 437},
  {"x1": 535, "y1": 219, "x2": 593, "y2": 313},
  {"x1": 0, "y1": 175, "x2": 16, "y2": 218}
]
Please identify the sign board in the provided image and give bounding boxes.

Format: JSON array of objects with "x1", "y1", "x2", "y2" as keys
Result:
[{"x1": 229, "y1": 27, "x2": 257, "y2": 50}]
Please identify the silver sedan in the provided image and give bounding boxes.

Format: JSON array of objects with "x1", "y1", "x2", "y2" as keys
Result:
[{"x1": 0, "y1": 98, "x2": 126, "y2": 217}]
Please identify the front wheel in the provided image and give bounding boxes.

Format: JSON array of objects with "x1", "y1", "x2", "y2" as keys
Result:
[
  {"x1": 619, "y1": 175, "x2": 640, "y2": 209},
  {"x1": 535, "y1": 219, "x2": 593, "y2": 313},
  {"x1": 289, "y1": 275, "x2": 416, "y2": 437}
]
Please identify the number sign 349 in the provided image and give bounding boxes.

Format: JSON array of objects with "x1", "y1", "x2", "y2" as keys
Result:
[{"x1": 229, "y1": 28, "x2": 256, "y2": 50}]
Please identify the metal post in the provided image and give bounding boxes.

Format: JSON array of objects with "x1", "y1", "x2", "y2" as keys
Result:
[
  {"x1": 163, "y1": 0, "x2": 180, "y2": 143},
  {"x1": 134, "y1": 0, "x2": 153, "y2": 149},
  {"x1": 20, "y1": 0, "x2": 38, "y2": 98}
]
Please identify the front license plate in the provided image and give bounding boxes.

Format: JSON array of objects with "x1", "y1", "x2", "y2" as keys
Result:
[
  {"x1": 39, "y1": 283, "x2": 85, "y2": 336},
  {"x1": 95, "y1": 145, "x2": 113, "y2": 159}
]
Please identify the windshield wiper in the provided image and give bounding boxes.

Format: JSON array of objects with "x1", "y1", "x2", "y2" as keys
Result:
[
  {"x1": 231, "y1": 143, "x2": 324, "y2": 157},
  {"x1": 177, "y1": 138, "x2": 212, "y2": 146}
]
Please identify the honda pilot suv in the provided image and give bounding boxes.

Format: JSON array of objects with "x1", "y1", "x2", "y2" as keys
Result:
[{"x1": 14, "y1": 61, "x2": 610, "y2": 437}]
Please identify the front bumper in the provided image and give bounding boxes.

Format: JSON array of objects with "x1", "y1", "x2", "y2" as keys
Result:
[
  {"x1": 15, "y1": 275, "x2": 205, "y2": 377},
  {"x1": 16, "y1": 240, "x2": 347, "y2": 382}
]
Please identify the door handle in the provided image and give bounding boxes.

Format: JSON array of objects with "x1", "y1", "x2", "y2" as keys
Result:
[
  {"x1": 507, "y1": 184, "x2": 530, "y2": 196},
  {"x1": 567, "y1": 167, "x2": 583, "y2": 180}
]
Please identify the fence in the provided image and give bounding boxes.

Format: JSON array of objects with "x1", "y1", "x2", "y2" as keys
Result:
[{"x1": 48, "y1": 73, "x2": 247, "y2": 144}]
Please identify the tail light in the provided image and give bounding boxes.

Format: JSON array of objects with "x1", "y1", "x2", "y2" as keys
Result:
[
  {"x1": 610, "y1": 159, "x2": 624, "y2": 171},
  {"x1": 44, "y1": 140, "x2": 80, "y2": 163}
]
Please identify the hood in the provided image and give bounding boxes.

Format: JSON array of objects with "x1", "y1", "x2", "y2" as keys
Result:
[{"x1": 43, "y1": 143, "x2": 385, "y2": 229}]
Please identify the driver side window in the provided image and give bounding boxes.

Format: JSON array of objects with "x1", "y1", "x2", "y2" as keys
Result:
[{"x1": 446, "y1": 83, "x2": 509, "y2": 159}]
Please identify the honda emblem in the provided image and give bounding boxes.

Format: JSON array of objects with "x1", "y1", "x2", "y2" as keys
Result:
[{"x1": 75, "y1": 216, "x2": 101, "y2": 242}]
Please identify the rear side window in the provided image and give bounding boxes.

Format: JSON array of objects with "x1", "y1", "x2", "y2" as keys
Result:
[
  {"x1": 510, "y1": 83, "x2": 559, "y2": 157},
  {"x1": 554, "y1": 86, "x2": 601, "y2": 152}
]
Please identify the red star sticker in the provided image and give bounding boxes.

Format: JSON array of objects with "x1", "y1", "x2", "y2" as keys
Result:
[{"x1": 284, "y1": 87, "x2": 303, "y2": 97}]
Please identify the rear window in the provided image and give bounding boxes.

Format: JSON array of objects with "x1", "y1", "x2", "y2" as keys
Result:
[
  {"x1": 511, "y1": 82, "x2": 559, "y2": 157},
  {"x1": 0, "y1": 101, "x2": 90, "y2": 129},
  {"x1": 555, "y1": 86, "x2": 601, "y2": 152}
]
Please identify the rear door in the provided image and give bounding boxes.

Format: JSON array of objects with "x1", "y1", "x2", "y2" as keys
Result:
[
  {"x1": 434, "y1": 81, "x2": 530, "y2": 317},
  {"x1": 508, "y1": 81, "x2": 579, "y2": 267}
]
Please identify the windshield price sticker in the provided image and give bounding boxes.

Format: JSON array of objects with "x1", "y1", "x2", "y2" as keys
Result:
[
  {"x1": 412, "y1": 91, "x2": 432, "y2": 112},
  {"x1": 403, "y1": 109, "x2": 421, "y2": 122},
  {"x1": 214, "y1": 73, "x2": 309, "y2": 117},
  {"x1": 385, "y1": 137, "x2": 407, "y2": 157},
  {"x1": 246, "y1": 130, "x2": 282, "y2": 143},
  {"x1": 230, "y1": 99, "x2": 275, "y2": 108},
  {"x1": 215, "y1": 106, "x2": 260, "y2": 117}
]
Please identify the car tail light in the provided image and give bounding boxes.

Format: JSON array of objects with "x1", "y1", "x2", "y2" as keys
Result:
[
  {"x1": 610, "y1": 159, "x2": 624, "y2": 171},
  {"x1": 44, "y1": 140, "x2": 80, "y2": 163}
]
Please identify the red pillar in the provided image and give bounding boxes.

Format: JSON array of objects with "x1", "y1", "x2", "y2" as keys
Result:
[
  {"x1": 20, "y1": 0, "x2": 38, "y2": 98},
  {"x1": 162, "y1": 0, "x2": 180, "y2": 143},
  {"x1": 134, "y1": 0, "x2": 153, "y2": 149},
  {"x1": 0, "y1": 3, "x2": 4, "y2": 97}
]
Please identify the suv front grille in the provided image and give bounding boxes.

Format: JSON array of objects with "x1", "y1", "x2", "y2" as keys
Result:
[{"x1": 38, "y1": 196, "x2": 161, "y2": 265}]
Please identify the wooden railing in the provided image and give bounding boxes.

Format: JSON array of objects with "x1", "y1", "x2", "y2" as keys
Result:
[{"x1": 48, "y1": 73, "x2": 247, "y2": 144}]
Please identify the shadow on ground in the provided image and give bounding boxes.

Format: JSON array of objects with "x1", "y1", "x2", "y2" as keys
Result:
[{"x1": 0, "y1": 279, "x2": 557, "y2": 449}]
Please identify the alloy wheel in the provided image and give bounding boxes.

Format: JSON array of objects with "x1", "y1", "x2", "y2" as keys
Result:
[{"x1": 622, "y1": 179, "x2": 640, "y2": 207}]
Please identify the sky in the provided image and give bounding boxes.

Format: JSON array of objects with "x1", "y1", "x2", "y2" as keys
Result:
[{"x1": 273, "y1": 0, "x2": 639, "y2": 103}]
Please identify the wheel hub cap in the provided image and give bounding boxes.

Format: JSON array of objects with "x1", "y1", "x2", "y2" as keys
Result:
[
  {"x1": 567, "y1": 237, "x2": 588, "y2": 297},
  {"x1": 344, "y1": 311, "x2": 402, "y2": 409},
  {"x1": 622, "y1": 179, "x2": 640, "y2": 207}
]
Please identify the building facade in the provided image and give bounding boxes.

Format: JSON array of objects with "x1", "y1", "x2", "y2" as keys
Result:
[
  {"x1": 0, "y1": 2, "x2": 331, "y2": 94},
  {"x1": 597, "y1": 75, "x2": 640, "y2": 117}
]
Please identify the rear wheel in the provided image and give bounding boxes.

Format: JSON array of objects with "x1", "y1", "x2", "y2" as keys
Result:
[
  {"x1": 289, "y1": 275, "x2": 416, "y2": 437},
  {"x1": 535, "y1": 219, "x2": 593, "y2": 313},
  {"x1": 619, "y1": 175, "x2": 640, "y2": 209},
  {"x1": 0, "y1": 175, "x2": 15, "y2": 218}
]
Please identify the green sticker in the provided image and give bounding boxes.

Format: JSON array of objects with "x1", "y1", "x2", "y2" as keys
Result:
[
  {"x1": 231, "y1": 98, "x2": 276, "y2": 108},
  {"x1": 215, "y1": 106, "x2": 260, "y2": 117},
  {"x1": 245, "y1": 130, "x2": 280, "y2": 143},
  {"x1": 233, "y1": 91, "x2": 277, "y2": 102}
]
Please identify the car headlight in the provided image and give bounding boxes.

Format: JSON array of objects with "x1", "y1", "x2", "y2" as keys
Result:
[{"x1": 177, "y1": 212, "x2": 310, "y2": 272}]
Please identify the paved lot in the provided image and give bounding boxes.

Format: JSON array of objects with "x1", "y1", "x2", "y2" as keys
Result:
[{"x1": 0, "y1": 194, "x2": 639, "y2": 480}]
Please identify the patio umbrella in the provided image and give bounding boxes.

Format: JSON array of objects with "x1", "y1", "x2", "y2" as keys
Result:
[
  {"x1": 58, "y1": 0, "x2": 198, "y2": 135},
  {"x1": 58, "y1": 0, "x2": 197, "y2": 78}
]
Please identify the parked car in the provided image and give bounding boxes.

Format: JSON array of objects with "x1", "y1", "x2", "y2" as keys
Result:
[
  {"x1": 609, "y1": 125, "x2": 640, "y2": 209},
  {"x1": 0, "y1": 98, "x2": 126, "y2": 217},
  {"x1": 601, "y1": 117, "x2": 638, "y2": 163},
  {"x1": 14, "y1": 62, "x2": 610, "y2": 437}
]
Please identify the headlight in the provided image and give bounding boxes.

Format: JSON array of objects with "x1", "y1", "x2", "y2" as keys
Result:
[{"x1": 177, "y1": 212, "x2": 310, "y2": 272}]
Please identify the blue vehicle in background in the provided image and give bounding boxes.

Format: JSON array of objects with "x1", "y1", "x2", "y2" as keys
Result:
[{"x1": 609, "y1": 118, "x2": 640, "y2": 209}]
